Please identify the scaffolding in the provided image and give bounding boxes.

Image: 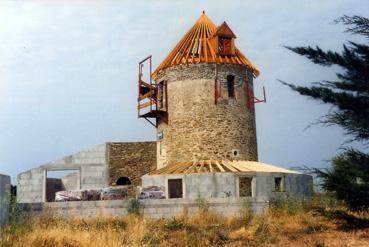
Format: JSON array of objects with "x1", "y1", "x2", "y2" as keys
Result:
[{"x1": 137, "y1": 55, "x2": 167, "y2": 127}]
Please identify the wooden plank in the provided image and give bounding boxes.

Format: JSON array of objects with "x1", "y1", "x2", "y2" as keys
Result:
[
  {"x1": 204, "y1": 160, "x2": 212, "y2": 173},
  {"x1": 140, "y1": 80, "x2": 154, "y2": 89},
  {"x1": 215, "y1": 160, "x2": 225, "y2": 172},
  {"x1": 198, "y1": 160, "x2": 205, "y2": 173},
  {"x1": 223, "y1": 162, "x2": 238, "y2": 172},
  {"x1": 139, "y1": 91, "x2": 155, "y2": 101},
  {"x1": 138, "y1": 101, "x2": 154, "y2": 109},
  {"x1": 185, "y1": 162, "x2": 197, "y2": 174},
  {"x1": 230, "y1": 161, "x2": 247, "y2": 172},
  {"x1": 175, "y1": 162, "x2": 192, "y2": 174},
  {"x1": 165, "y1": 162, "x2": 186, "y2": 174}
]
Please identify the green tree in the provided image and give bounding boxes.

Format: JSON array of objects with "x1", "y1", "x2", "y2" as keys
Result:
[{"x1": 282, "y1": 15, "x2": 369, "y2": 210}]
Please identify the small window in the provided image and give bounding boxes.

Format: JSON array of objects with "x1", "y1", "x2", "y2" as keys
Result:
[
  {"x1": 274, "y1": 177, "x2": 283, "y2": 192},
  {"x1": 227, "y1": 75, "x2": 235, "y2": 98},
  {"x1": 232, "y1": 149, "x2": 239, "y2": 158},
  {"x1": 239, "y1": 177, "x2": 253, "y2": 197},
  {"x1": 158, "y1": 81, "x2": 164, "y2": 109},
  {"x1": 116, "y1": 177, "x2": 131, "y2": 186},
  {"x1": 168, "y1": 179, "x2": 183, "y2": 198},
  {"x1": 218, "y1": 37, "x2": 232, "y2": 55}
]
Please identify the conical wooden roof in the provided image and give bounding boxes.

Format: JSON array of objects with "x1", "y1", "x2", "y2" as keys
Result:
[{"x1": 152, "y1": 13, "x2": 259, "y2": 78}]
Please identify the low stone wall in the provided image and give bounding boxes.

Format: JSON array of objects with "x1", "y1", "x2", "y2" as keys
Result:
[{"x1": 19, "y1": 197, "x2": 268, "y2": 219}]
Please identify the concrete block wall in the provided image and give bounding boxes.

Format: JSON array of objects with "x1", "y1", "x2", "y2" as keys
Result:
[
  {"x1": 20, "y1": 197, "x2": 268, "y2": 219},
  {"x1": 17, "y1": 144, "x2": 108, "y2": 203},
  {"x1": 142, "y1": 172, "x2": 313, "y2": 201},
  {"x1": 0, "y1": 173, "x2": 11, "y2": 226}
]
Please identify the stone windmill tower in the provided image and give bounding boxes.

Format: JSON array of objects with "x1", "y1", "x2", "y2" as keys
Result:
[{"x1": 138, "y1": 13, "x2": 265, "y2": 169}]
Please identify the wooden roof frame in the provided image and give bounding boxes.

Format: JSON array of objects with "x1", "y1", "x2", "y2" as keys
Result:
[
  {"x1": 152, "y1": 13, "x2": 259, "y2": 79},
  {"x1": 149, "y1": 160, "x2": 301, "y2": 175}
]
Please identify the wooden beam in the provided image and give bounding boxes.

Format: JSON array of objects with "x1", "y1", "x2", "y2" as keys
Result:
[
  {"x1": 185, "y1": 161, "x2": 197, "y2": 174},
  {"x1": 138, "y1": 101, "x2": 154, "y2": 109},
  {"x1": 215, "y1": 160, "x2": 225, "y2": 172},
  {"x1": 223, "y1": 162, "x2": 238, "y2": 172},
  {"x1": 139, "y1": 91, "x2": 155, "y2": 101}
]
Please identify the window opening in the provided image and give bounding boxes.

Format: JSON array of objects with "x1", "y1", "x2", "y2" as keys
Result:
[
  {"x1": 219, "y1": 37, "x2": 232, "y2": 55},
  {"x1": 227, "y1": 75, "x2": 235, "y2": 98},
  {"x1": 46, "y1": 170, "x2": 79, "y2": 202},
  {"x1": 274, "y1": 177, "x2": 283, "y2": 192},
  {"x1": 232, "y1": 149, "x2": 239, "y2": 158},
  {"x1": 239, "y1": 177, "x2": 253, "y2": 197},
  {"x1": 158, "y1": 81, "x2": 164, "y2": 109},
  {"x1": 168, "y1": 179, "x2": 183, "y2": 198}
]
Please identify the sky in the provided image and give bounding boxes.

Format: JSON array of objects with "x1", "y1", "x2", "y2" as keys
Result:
[{"x1": 0, "y1": 0, "x2": 368, "y2": 182}]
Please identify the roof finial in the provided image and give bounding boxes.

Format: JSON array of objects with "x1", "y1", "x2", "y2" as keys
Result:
[{"x1": 202, "y1": 10, "x2": 205, "y2": 14}]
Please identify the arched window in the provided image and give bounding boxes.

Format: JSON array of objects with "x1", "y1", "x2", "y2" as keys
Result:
[
  {"x1": 227, "y1": 75, "x2": 235, "y2": 98},
  {"x1": 116, "y1": 177, "x2": 131, "y2": 186}
]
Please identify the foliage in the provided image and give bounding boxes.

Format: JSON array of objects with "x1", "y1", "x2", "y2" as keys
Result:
[
  {"x1": 0, "y1": 196, "x2": 33, "y2": 247},
  {"x1": 127, "y1": 198, "x2": 141, "y2": 215},
  {"x1": 196, "y1": 196, "x2": 210, "y2": 213},
  {"x1": 282, "y1": 15, "x2": 369, "y2": 210},
  {"x1": 314, "y1": 148, "x2": 369, "y2": 210},
  {"x1": 2, "y1": 197, "x2": 369, "y2": 247},
  {"x1": 281, "y1": 15, "x2": 369, "y2": 145}
]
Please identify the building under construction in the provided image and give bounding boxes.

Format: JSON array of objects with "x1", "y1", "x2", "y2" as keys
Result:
[{"x1": 17, "y1": 13, "x2": 312, "y2": 216}]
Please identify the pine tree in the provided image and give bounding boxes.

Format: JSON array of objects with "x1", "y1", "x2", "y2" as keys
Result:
[
  {"x1": 315, "y1": 149, "x2": 369, "y2": 210},
  {"x1": 282, "y1": 15, "x2": 369, "y2": 210}
]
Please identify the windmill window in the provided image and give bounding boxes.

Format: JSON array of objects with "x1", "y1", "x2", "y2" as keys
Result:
[
  {"x1": 158, "y1": 81, "x2": 164, "y2": 109},
  {"x1": 219, "y1": 37, "x2": 233, "y2": 55},
  {"x1": 227, "y1": 75, "x2": 235, "y2": 98}
]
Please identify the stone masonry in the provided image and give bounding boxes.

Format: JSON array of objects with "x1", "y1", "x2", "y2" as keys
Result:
[
  {"x1": 156, "y1": 63, "x2": 258, "y2": 168},
  {"x1": 107, "y1": 142, "x2": 157, "y2": 186}
]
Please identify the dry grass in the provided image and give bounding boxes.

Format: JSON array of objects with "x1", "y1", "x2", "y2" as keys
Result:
[{"x1": 1, "y1": 197, "x2": 369, "y2": 247}]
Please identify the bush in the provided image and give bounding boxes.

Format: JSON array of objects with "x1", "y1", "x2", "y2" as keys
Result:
[
  {"x1": 0, "y1": 197, "x2": 34, "y2": 247},
  {"x1": 196, "y1": 196, "x2": 209, "y2": 213},
  {"x1": 127, "y1": 198, "x2": 141, "y2": 215}
]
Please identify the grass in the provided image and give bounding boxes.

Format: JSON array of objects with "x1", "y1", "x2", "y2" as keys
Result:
[{"x1": 1, "y1": 194, "x2": 369, "y2": 247}]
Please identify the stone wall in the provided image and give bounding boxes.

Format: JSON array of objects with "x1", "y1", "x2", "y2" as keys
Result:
[
  {"x1": 19, "y1": 197, "x2": 268, "y2": 219},
  {"x1": 156, "y1": 63, "x2": 258, "y2": 168},
  {"x1": 107, "y1": 142, "x2": 157, "y2": 186},
  {"x1": 0, "y1": 173, "x2": 11, "y2": 226}
]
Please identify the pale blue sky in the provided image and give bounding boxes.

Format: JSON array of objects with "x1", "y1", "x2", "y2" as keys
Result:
[{"x1": 0, "y1": 0, "x2": 368, "y2": 182}]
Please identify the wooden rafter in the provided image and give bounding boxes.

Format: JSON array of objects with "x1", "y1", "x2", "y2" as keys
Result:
[
  {"x1": 149, "y1": 160, "x2": 302, "y2": 176},
  {"x1": 152, "y1": 13, "x2": 259, "y2": 79}
]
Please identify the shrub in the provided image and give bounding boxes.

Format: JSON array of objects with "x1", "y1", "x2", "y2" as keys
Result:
[
  {"x1": 127, "y1": 198, "x2": 141, "y2": 215},
  {"x1": 196, "y1": 196, "x2": 209, "y2": 213}
]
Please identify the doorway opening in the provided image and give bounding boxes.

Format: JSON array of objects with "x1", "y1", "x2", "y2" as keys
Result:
[
  {"x1": 45, "y1": 170, "x2": 80, "y2": 202},
  {"x1": 116, "y1": 177, "x2": 132, "y2": 186}
]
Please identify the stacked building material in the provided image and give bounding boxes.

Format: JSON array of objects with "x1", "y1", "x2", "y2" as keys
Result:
[
  {"x1": 138, "y1": 186, "x2": 165, "y2": 199},
  {"x1": 55, "y1": 187, "x2": 128, "y2": 202},
  {"x1": 100, "y1": 186, "x2": 128, "y2": 200}
]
